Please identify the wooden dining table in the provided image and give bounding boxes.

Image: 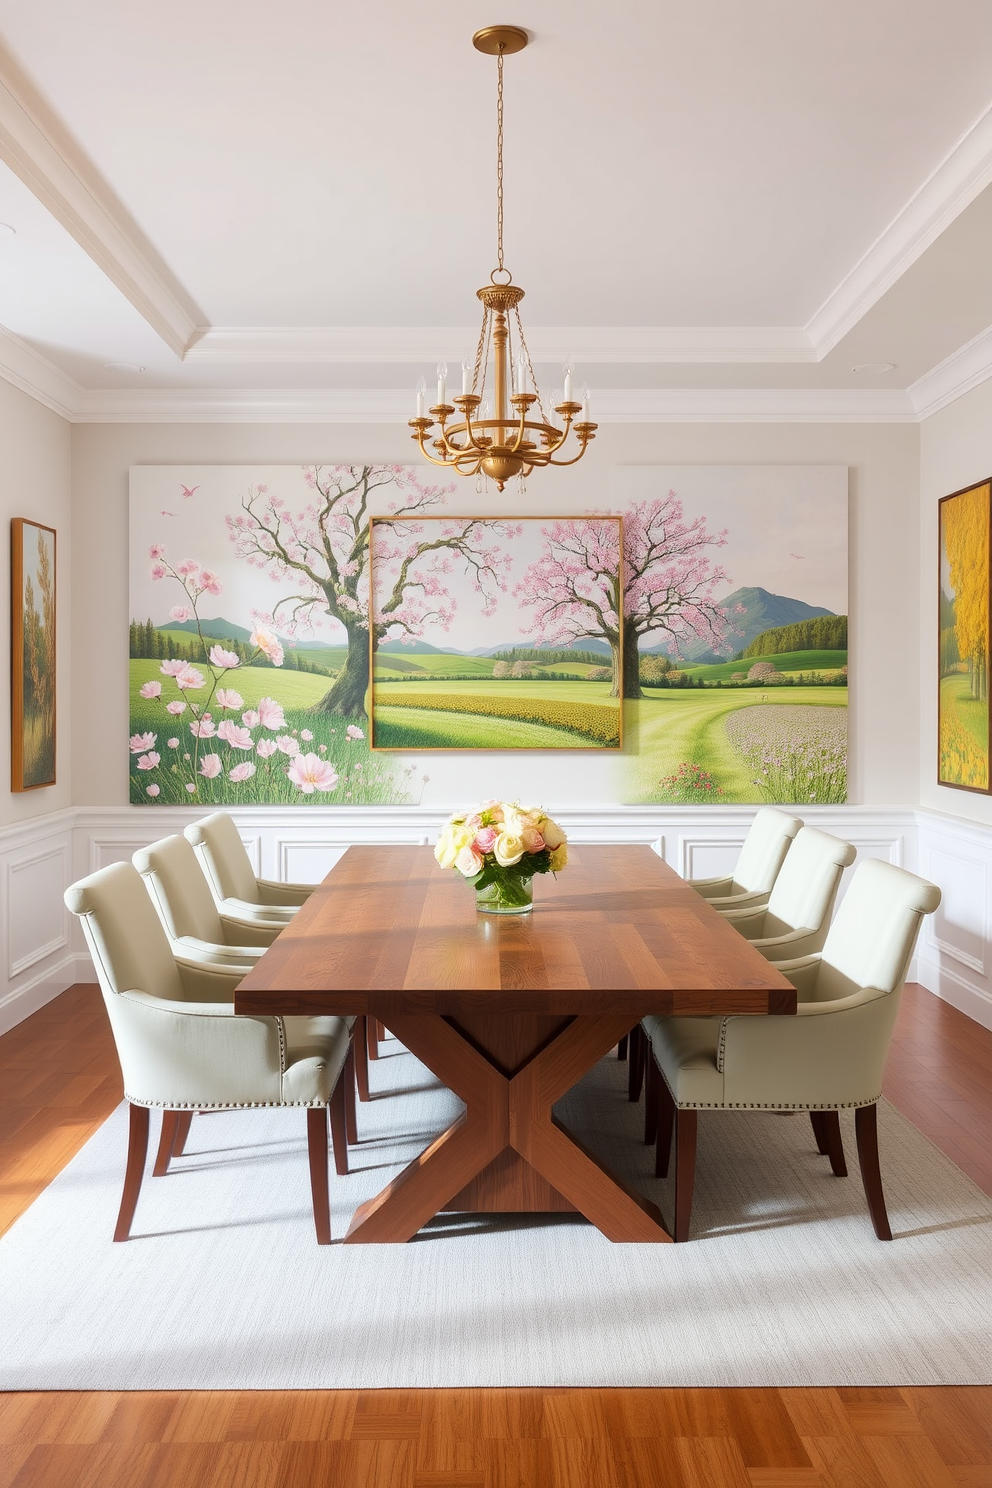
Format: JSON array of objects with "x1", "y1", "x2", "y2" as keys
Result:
[{"x1": 235, "y1": 843, "x2": 796, "y2": 1244}]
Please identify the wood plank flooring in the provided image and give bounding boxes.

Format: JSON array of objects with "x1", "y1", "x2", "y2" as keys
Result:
[{"x1": 1, "y1": 981, "x2": 990, "y2": 1488}]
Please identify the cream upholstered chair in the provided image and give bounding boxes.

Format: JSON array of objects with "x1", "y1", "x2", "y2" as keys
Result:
[
  {"x1": 688, "y1": 806, "x2": 803, "y2": 911},
  {"x1": 65, "y1": 861, "x2": 354, "y2": 1244},
  {"x1": 184, "y1": 812, "x2": 313, "y2": 924},
  {"x1": 719, "y1": 825, "x2": 857, "y2": 961},
  {"x1": 642, "y1": 858, "x2": 940, "y2": 1242},
  {"x1": 132, "y1": 833, "x2": 285, "y2": 960}
]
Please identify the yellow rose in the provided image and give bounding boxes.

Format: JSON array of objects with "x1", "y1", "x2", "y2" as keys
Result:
[
  {"x1": 541, "y1": 816, "x2": 566, "y2": 850},
  {"x1": 549, "y1": 843, "x2": 568, "y2": 872},
  {"x1": 435, "y1": 823, "x2": 473, "y2": 869},
  {"x1": 493, "y1": 830, "x2": 525, "y2": 866}
]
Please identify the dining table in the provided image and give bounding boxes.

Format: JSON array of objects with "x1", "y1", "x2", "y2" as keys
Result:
[{"x1": 234, "y1": 843, "x2": 796, "y2": 1244}]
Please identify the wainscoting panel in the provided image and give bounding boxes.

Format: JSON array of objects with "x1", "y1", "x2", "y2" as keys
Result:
[
  {"x1": 917, "y1": 813, "x2": 992, "y2": 1030},
  {"x1": 0, "y1": 812, "x2": 77, "y2": 1036}
]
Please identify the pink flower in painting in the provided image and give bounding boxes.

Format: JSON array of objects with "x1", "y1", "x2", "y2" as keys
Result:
[
  {"x1": 150, "y1": 563, "x2": 167, "y2": 580},
  {"x1": 346, "y1": 725, "x2": 365, "y2": 741},
  {"x1": 160, "y1": 659, "x2": 186, "y2": 677},
  {"x1": 276, "y1": 735, "x2": 300, "y2": 757},
  {"x1": 136, "y1": 752, "x2": 160, "y2": 771},
  {"x1": 256, "y1": 738, "x2": 278, "y2": 759},
  {"x1": 318, "y1": 745, "x2": 327, "y2": 754},
  {"x1": 242, "y1": 709, "x2": 260, "y2": 728},
  {"x1": 185, "y1": 782, "x2": 197, "y2": 793},
  {"x1": 175, "y1": 666, "x2": 205, "y2": 690},
  {"x1": 215, "y1": 688, "x2": 245, "y2": 710},
  {"x1": 129, "y1": 732, "x2": 157, "y2": 753},
  {"x1": 300, "y1": 729, "x2": 313, "y2": 741},
  {"x1": 189, "y1": 718, "x2": 217, "y2": 739},
  {"x1": 139, "y1": 681, "x2": 162, "y2": 700},
  {"x1": 256, "y1": 697, "x2": 286, "y2": 730},
  {"x1": 228, "y1": 761, "x2": 256, "y2": 783},
  {"x1": 149, "y1": 544, "x2": 166, "y2": 560},
  {"x1": 169, "y1": 606, "x2": 192, "y2": 623},
  {"x1": 145, "y1": 784, "x2": 161, "y2": 797},
  {"x1": 167, "y1": 737, "x2": 180, "y2": 749},
  {"x1": 250, "y1": 627, "x2": 285, "y2": 667},
  {"x1": 217, "y1": 721, "x2": 254, "y2": 750},
  {"x1": 176, "y1": 559, "x2": 199, "y2": 577},
  {"x1": 209, "y1": 645, "x2": 239, "y2": 669},
  {"x1": 199, "y1": 570, "x2": 223, "y2": 596},
  {"x1": 166, "y1": 700, "x2": 187, "y2": 715},
  {"x1": 286, "y1": 753, "x2": 339, "y2": 795},
  {"x1": 198, "y1": 754, "x2": 222, "y2": 778}
]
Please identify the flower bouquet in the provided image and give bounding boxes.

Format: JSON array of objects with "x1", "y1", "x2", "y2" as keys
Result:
[{"x1": 434, "y1": 800, "x2": 568, "y2": 914}]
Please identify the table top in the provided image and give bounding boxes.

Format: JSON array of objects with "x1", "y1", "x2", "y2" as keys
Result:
[{"x1": 234, "y1": 844, "x2": 796, "y2": 1020}]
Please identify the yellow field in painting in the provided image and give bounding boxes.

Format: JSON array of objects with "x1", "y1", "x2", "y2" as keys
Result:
[
  {"x1": 939, "y1": 674, "x2": 989, "y2": 789},
  {"x1": 372, "y1": 679, "x2": 621, "y2": 747}
]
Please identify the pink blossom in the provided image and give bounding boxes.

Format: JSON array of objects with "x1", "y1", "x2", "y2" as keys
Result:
[
  {"x1": 287, "y1": 753, "x2": 339, "y2": 794},
  {"x1": 217, "y1": 720, "x2": 254, "y2": 750},
  {"x1": 139, "y1": 681, "x2": 162, "y2": 700},
  {"x1": 136, "y1": 752, "x2": 160, "y2": 771},
  {"x1": 189, "y1": 719, "x2": 217, "y2": 738},
  {"x1": 215, "y1": 688, "x2": 245, "y2": 710},
  {"x1": 276, "y1": 735, "x2": 300, "y2": 756},
  {"x1": 199, "y1": 570, "x2": 223, "y2": 596},
  {"x1": 160, "y1": 659, "x2": 186, "y2": 677},
  {"x1": 166, "y1": 700, "x2": 187, "y2": 715},
  {"x1": 145, "y1": 784, "x2": 161, "y2": 797},
  {"x1": 346, "y1": 724, "x2": 365, "y2": 741},
  {"x1": 169, "y1": 606, "x2": 191, "y2": 623},
  {"x1": 149, "y1": 544, "x2": 166, "y2": 560},
  {"x1": 150, "y1": 563, "x2": 167, "y2": 580},
  {"x1": 300, "y1": 729, "x2": 313, "y2": 741},
  {"x1": 256, "y1": 738, "x2": 278, "y2": 759},
  {"x1": 242, "y1": 709, "x2": 260, "y2": 728},
  {"x1": 318, "y1": 744, "x2": 327, "y2": 754},
  {"x1": 175, "y1": 666, "x2": 205, "y2": 690},
  {"x1": 176, "y1": 559, "x2": 199, "y2": 577},
  {"x1": 198, "y1": 754, "x2": 222, "y2": 778},
  {"x1": 256, "y1": 696, "x2": 286, "y2": 730},
  {"x1": 185, "y1": 782, "x2": 197, "y2": 793},
  {"x1": 521, "y1": 826, "x2": 546, "y2": 853},
  {"x1": 167, "y1": 737, "x2": 180, "y2": 749},
  {"x1": 129, "y1": 732, "x2": 157, "y2": 753},
  {"x1": 209, "y1": 645, "x2": 240, "y2": 669},
  {"x1": 228, "y1": 762, "x2": 256, "y2": 783},
  {"x1": 250, "y1": 627, "x2": 285, "y2": 667}
]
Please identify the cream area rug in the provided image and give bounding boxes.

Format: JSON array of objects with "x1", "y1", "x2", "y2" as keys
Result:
[{"x1": 2, "y1": 1038, "x2": 990, "y2": 1390}]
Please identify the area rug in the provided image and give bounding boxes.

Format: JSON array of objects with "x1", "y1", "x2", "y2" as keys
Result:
[{"x1": 2, "y1": 1038, "x2": 990, "y2": 1390}]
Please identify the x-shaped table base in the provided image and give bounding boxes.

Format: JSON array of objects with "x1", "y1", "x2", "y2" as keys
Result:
[{"x1": 344, "y1": 1011, "x2": 671, "y2": 1243}]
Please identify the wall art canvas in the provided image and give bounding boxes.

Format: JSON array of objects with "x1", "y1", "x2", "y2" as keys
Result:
[
  {"x1": 612, "y1": 467, "x2": 848, "y2": 805},
  {"x1": 11, "y1": 518, "x2": 57, "y2": 791},
  {"x1": 129, "y1": 465, "x2": 457, "y2": 805},
  {"x1": 369, "y1": 516, "x2": 623, "y2": 751},
  {"x1": 938, "y1": 477, "x2": 991, "y2": 793}
]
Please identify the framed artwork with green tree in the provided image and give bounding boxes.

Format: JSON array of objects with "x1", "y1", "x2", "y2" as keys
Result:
[{"x1": 11, "y1": 518, "x2": 57, "y2": 791}]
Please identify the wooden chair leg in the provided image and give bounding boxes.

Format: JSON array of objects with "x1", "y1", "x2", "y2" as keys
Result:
[
  {"x1": 329, "y1": 1063, "x2": 351, "y2": 1177},
  {"x1": 367, "y1": 1012, "x2": 381, "y2": 1061},
  {"x1": 343, "y1": 1044, "x2": 358, "y2": 1147},
  {"x1": 153, "y1": 1111, "x2": 179, "y2": 1176},
  {"x1": 617, "y1": 1034, "x2": 628, "y2": 1062},
  {"x1": 172, "y1": 1110, "x2": 193, "y2": 1159},
  {"x1": 655, "y1": 1076, "x2": 676, "y2": 1178},
  {"x1": 307, "y1": 1106, "x2": 332, "y2": 1244},
  {"x1": 673, "y1": 1109, "x2": 698, "y2": 1243},
  {"x1": 354, "y1": 1017, "x2": 371, "y2": 1102},
  {"x1": 114, "y1": 1103, "x2": 150, "y2": 1242},
  {"x1": 855, "y1": 1103, "x2": 892, "y2": 1241},
  {"x1": 628, "y1": 1023, "x2": 645, "y2": 1103},
  {"x1": 809, "y1": 1110, "x2": 829, "y2": 1155},
  {"x1": 376, "y1": 1019, "x2": 387, "y2": 1046},
  {"x1": 819, "y1": 1110, "x2": 848, "y2": 1177},
  {"x1": 644, "y1": 1050, "x2": 660, "y2": 1145}
]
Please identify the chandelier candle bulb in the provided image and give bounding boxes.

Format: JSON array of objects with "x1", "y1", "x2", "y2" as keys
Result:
[
  {"x1": 563, "y1": 365, "x2": 574, "y2": 402},
  {"x1": 462, "y1": 362, "x2": 471, "y2": 395},
  {"x1": 517, "y1": 353, "x2": 529, "y2": 394},
  {"x1": 437, "y1": 362, "x2": 447, "y2": 405},
  {"x1": 582, "y1": 387, "x2": 591, "y2": 422},
  {"x1": 416, "y1": 376, "x2": 426, "y2": 418}
]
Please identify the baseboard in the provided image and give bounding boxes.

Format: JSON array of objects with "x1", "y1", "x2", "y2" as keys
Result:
[
  {"x1": 0, "y1": 953, "x2": 91, "y2": 1037},
  {"x1": 916, "y1": 954, "x2": 992, "y2": 1034}
]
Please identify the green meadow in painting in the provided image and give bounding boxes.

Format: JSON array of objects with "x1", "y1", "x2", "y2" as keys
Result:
[{"x1": 12, "y1": 520, "x2": 56, "y2": 791}]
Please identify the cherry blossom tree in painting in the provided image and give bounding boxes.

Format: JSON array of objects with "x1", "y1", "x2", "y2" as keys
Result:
[{"x1": 517, "y1": 496, "x2": 735, "y2": 699}]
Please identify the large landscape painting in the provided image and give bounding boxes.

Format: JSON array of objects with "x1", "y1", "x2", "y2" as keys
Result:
[
  {"x1": 938, "y1": 478, "x2": 991, "y2": 793},
  {"x1": 613, "y1": 467, "x2": 848, "y2": 805}
]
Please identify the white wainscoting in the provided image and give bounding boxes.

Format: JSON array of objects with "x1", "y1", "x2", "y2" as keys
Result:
[{"x1": 2, "y1": 802, "x2": 989, "y2": 1033}]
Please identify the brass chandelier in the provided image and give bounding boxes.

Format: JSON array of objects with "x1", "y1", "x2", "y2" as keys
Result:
[{"x1": 409, "y1": 25, "x2": 597, "y2": 491}]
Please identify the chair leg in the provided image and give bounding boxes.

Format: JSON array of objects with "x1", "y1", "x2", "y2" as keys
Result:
[
  {"x1": 343, "y1": 1044, "x2": 358, "y2": 1147},
  {"x1": 376, "y1": 1019, "x2": 387, "y2": 1046},
  {"x1": 329, "y1": 1062, "x2": 351, "y2": 1178},
  {"x1": 673, "y1": 1109, "x2": 698, "y2": 1243},
  {"x1": 367, "y1": 1013, "x2": 381, "y2": 1061},
  {"x1": 114, "y1": 1103, "x2": 150, "y2": 1242},
  {"x1": 628, "y1": 1023, "x2": 645, "y2": 1102},
  {"x1": 855, "y1": 1103, "x2": 892, "y2": 1241},
  {"x1": 153, "y1": 1110, "x2": 194, "y2": 1176},
  {"x1": 617, "y1": 1033, "x2": 628, "y2": 1062},
  {"x1": 307, "y1": 1106, "x2": 332, "y2": 1245},
  {"x1": 354, "y1": 1017, "x2": 371, "y2": 1102},
  {"x1": 819, "y1": 1111, "x2": 848, "y2": 1177},
  {"x1": 809, "y1": 1110, "x2": 829, "y2": 1155},
  {"x1": 655, "y1": 1077, "x2": 676, "y2": 1178},
  {"x1": 644, "y1": 1050, "x2": 660, "y2": 1145},
  {"x1": 172, "y1": 1110, "x2": 193, "y2": 1159}
]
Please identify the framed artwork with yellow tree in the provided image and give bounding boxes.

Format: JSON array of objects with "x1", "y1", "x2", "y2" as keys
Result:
[
  {"x1": 938, "y1": 477, "x2": 991, "y2": 793},
  {"x1": 11, "y1": 518, "x2": 57, "y2": 791}
]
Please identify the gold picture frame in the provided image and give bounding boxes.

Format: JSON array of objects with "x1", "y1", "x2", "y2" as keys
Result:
[
  {"x1": 11, "y1": 518, "x2": 57, "y2": 791},
  {"x1": 938, "y1": 478, "x2": 991, "y2": 794}
]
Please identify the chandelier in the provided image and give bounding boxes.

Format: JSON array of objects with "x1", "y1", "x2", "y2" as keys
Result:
[{"x1": 409, "y1": 25, "x2": 597, "y2": 491}]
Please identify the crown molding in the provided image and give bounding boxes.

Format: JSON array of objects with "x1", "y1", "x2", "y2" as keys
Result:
[
  {"x1": 0, "y1": 324, "x2": 81, "y2": 419},
  {"x1": 909, "y1": 322, "x2": 992, "y2": 420},
  {"x1": 0, "y1": 40, "x2": 203, "y2": 358},
  {"x1": 806, "y1": 100, "x2": 992, "y2": 359},
  {"x1": 183, "y1": 325, "x2": 817, "y2": 366}
]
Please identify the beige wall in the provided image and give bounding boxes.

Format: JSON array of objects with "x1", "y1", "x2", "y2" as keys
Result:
[
  {"x1": 0, "y1": 381, "x2": 72, "y2": 827},
  {"x1": 70, "y1": 418, "x2": 920, "y2": 808},
  {"x1": 920, "y1": 378, "x2": 992, "y2": 826}
]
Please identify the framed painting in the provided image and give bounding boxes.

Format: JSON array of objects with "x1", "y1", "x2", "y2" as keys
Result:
[
  {"x1": 938, "y1": 477, "x2": 991, "y2": 793},
  {"x1": 11, "y1": 518, "x2": 57, "y2": 791},
  {"x1": 369, "y1": 515, "x2": 623, "y2": 750}
]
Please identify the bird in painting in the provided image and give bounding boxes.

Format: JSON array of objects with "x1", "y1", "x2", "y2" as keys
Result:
[{"x1": 180, "y1": 484, "x2": 199, "y2": 500}]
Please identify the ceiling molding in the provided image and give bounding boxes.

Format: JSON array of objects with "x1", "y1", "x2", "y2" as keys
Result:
[
  {"x1": 806, "y1": 100, "x2": 992, "y2": 359},
  {"x1": 0, "y1": 324, "x2": 81, "y2": 418},
  {"x1": 67, "y1": 385, "x2": 915, "y2": 425},
  {"x1": 184, "y1": 325, "x2": 817, "y2": 366},
  {"x1": 0, "y1": 39, "x2": 203, "y2": 358},
  {"x1": 909, "y1": 322, "x2": 992, "y2": 420}
]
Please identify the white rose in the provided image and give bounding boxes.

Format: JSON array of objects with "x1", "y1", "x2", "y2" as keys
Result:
[
  {"x1": 455, "y1": 845, "x2": 484, "y2": 878},
  {"x1": 541, "y1": 815, "x2": 566, "y2": 850},
  {"x1": 435, "y1": 831, "x2": 459, "y2": 869},
  {"x1": 493, "y1": 830, "x2": 525, "y2": 867}
]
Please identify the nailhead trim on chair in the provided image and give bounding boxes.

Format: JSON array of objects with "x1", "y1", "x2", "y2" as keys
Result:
[
  {"x1": 656, "y1": 1066, "x2": 881, "y2": 1111},
  {"x1": 124, "y1": 1093, "x2": 331, "y2": 1109}
]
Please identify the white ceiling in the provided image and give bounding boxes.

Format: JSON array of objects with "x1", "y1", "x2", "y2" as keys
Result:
[{"x1": 0, "y1": 0, "x2": 990, "y2": 421}]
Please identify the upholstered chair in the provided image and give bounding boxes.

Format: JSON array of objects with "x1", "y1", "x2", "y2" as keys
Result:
[
  {"x1": 65, "y1": 861, "x2": 355, "y2": 1244},
  {"x1": 688, "y1": 806, "x2": 803, "y2": 911},
  {"x1": 184, "y1": 812, "x2": 313, "y2": 923},
  {"x1": 641, "y1": 858, "x2": 940, "y2": 1242},
  {"x1": 719, "y1": 826, "x2": 857, "y2": 960},
  {"x1": 132, "y1": 833, "x2": 285, "y2": 960}
]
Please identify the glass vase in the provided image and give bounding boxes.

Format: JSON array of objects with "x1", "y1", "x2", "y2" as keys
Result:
[{"x1": 475, "y1": 872, "x2": 534, "y2": 915}]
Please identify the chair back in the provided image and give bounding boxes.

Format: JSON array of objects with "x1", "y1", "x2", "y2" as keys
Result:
[
  {"x1": 65, "y1": 861, "x2": 184, "y2": 1003},
  {"x1": 732, "y1": 806, "x2": 803, "y2": 894},
  {"x1": 763, "y1": 826, "x2": 856, "y2": 945},
  {"x1": 814, "y1": 858, "x2": 941, "y2": 1002},
  {"x1": 132, "y1": 834, "x2": 226, "y2": 945},
  {"x1": 184, "y1": 812, "x2": 259, "y2": 904}
]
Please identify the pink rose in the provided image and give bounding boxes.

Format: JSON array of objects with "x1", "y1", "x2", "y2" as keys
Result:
[
  {"x1": 521, "y1": 826, "x2": 546, "y2": 853},
  {"x1": 474, "y1": 826, "x2": 497, "y2": 854}
]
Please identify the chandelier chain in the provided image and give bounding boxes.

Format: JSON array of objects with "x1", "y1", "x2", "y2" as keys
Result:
[
  {"x1": 513, "y1": 305, "x2": 548, "y2": 425},
  {"x1": 496, "y1": 46, "x2": 504, "y2": 273}
]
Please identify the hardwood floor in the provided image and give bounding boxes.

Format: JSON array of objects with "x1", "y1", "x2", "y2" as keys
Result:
[{"x1": 1, "y1": 981, "x2": 990, "y2": 1488}]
